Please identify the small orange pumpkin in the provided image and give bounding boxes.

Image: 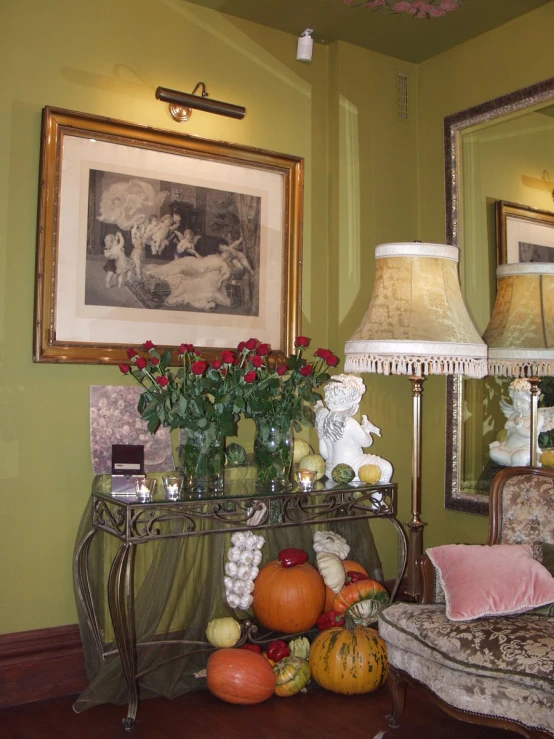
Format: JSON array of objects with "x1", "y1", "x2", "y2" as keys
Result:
[
  {"x1": 309, "y1": 625, "x2": 388, "y2": 694},
  {"x1": 323, "y1": 560, "x2": 369, "y2": 612},
  {"x1": 252, "y1": 559, "x2": 325, "y2": 634},
  {"x1": 332, "y1": 578, "x2": 388, "y2": 615},
  {"x1": 206, "y1": 648, "x2": 275, "y2": 704}
]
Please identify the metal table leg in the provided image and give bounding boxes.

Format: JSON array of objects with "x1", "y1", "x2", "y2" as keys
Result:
[{"x1": 108, "y1": 543, "x2": 137, "y2": 731}]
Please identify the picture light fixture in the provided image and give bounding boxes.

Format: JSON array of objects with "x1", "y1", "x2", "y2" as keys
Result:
[{"x1": 155, "y1": 83, "x2": 246, "y2": 122}]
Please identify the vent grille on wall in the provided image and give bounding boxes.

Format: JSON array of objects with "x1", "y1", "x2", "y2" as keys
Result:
[{"x1": 397, "y1": 73, "x2": 409, "y2": 122}]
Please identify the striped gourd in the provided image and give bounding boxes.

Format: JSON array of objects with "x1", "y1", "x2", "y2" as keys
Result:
[{"x1": 309, "y1": 625, "x2": 388, "y2": 694}]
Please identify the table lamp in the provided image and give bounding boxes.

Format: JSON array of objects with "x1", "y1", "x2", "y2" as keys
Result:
[
  {"x1": 345, "y1": 243, "x2": 487, "y2": 600},
  {"x1": 483, "y1": 262, "x2": 554, "y2": 467}
]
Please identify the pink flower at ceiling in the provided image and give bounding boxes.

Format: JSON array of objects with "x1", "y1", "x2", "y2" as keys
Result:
[{"x1": 345, "y1": 0, "x2": 461, "y2": 17}]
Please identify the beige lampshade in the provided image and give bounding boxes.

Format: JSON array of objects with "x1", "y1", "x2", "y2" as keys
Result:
[
  {"x1": 344, "y1": 243, "x2": 487, "y2": 377},
  {"x1": 483, "y1": 262, "x2": 554, "y2": 376}
]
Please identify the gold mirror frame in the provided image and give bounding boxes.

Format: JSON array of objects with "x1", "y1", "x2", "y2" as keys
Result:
[{"x1": 444, "y1": 77, "x2": 554, "y2": 515}]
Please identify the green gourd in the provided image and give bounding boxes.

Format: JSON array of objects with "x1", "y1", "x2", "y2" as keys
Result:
[
  {"x1": 331, "y1": 463, "x2": 355, "y2": 484},
  {"x1": 225, "y1": 443, "x2": 247, "y2": 467}
]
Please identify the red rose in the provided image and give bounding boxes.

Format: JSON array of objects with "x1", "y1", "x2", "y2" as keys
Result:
[
  {"x1": 135, "y1": 357, "x2": 147, "y2": 370},
  {"x1": 276, "y1": 365, "x2": 287, "y2": 376},
  {"x1": 237, "y1": 341, "x2": 246, "y2": 353},
  {"x1": 245, "y1": 338, "x2": 258, "y2": 350},
  {"x1": 126, "y1": 348, "x2": 138, "y2": 359},
  {"x1": 221, "y1": 350, "x2": 235, "y2": 364},
  {"x1": 211, "y1": 360, "x2": 222, "y2": 370},
  {"x1": 143, "y1": 340, "x2": 155, "y2": 351},
  {"x1": 315, "y1": 348, "x2": 332, "y2": 360},
  {"x1": 251, "y1": 355, "x2": 263, "y2": 368},
  {"x1": 256, "y1": 343, "x2": 270, "y2": 356},
  {"x1": 191, "y1": 361, "x2": 207, "y2": 375},
  {"x1": 295, "y1": 336, "x2": 310, "y2": 348},
  {"x1": 118, "y1": 363, "x2": 130, "y2": 374},
  {"x1": 155, "y1": 376, "x2": 169, "y2": 387},
  {"x1": 300, "y1": 364, "x2": 313, "y2": 377},
  {"x1": 179, "y1": 343, "x2": 194, "y2": 354},
  {"x1": 326, "y1": 354, "x2": 339, "y2": 367},
  {"x1": 221, "y1": 367, "x2": 227, "y2": 377},
  {"x1": 179, "y1": 344, "x2": 186, "y2": 354},
  {"x1": 244, "y1": 370, "x2": 257, "y2": 383},
  {"x1": 150, "y1": 357, "x2": 160, "y2": 366}
]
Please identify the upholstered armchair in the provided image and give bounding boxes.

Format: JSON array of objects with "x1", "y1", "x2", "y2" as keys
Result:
[{"x1": 379, "y1": 466, "x2": 554, "y2": 739}]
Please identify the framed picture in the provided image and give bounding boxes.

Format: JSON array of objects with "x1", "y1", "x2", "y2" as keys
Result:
[
  {"x1": 496, "y1": 200, "x2": 554, "y2": 265},
  {"x1": 34, "y1": 107, "x2": 304, "y2": 364}
]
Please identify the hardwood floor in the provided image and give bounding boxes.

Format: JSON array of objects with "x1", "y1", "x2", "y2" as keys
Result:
[{"x1": 0, "y1": 683, "x2": 519, "y2": 739}]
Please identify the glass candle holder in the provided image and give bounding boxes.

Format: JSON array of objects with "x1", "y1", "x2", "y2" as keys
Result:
[
  {"x1": 296, "y1": 468, "x2": 317, "y2": 491},
  {"x1": 162, "y1": 475, "x2": 184, "y2": 501},
  {"x1": 135, "y1": 477, "x2": 157, "y2": 502}
]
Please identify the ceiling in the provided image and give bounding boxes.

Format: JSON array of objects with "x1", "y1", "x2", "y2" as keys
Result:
[{"x1": 184, "y1": 0, "x2": 553, "y2": 63}]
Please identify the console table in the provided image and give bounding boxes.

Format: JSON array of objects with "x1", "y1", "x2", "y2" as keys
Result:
[{"x1": 73, "y1": 474, "x2": 406, "y2": 730}]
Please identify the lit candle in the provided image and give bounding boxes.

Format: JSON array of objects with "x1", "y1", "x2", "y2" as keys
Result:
[{"x1": 296, "y1": 468, "x2": 316, "y2": 491}]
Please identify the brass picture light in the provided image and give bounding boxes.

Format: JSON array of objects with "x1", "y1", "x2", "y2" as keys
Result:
[{"x1": 155, "y1": 83, "x2": 246, "y2": 122}]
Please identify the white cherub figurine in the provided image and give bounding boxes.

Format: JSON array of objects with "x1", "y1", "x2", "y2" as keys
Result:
[
  {"x1": 314, "y1": 374, "x2": 393, "y2": 483},
  {"x1": 489, "y1": 378, "x2": 554, "y2": 467}
]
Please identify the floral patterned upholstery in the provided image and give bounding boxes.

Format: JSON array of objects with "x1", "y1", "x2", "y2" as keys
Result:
[{"x1": 379, "y1": 468, "x2": 554, "y2": 737}]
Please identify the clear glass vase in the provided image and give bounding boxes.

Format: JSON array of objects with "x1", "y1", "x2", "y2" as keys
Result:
[
  {"x1": 179, "y1": 425, "x2": 224, "y2": 495},
  {"x1": 253, "y1": 417, "x2": 293, "y2": 491}
]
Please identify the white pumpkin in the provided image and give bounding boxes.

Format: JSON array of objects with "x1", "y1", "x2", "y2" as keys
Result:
[
  {"x1": 313, "y1": 530, "x2": 350, "y2": 560},
  {"x1": 316, "y1": 551, "x2": 346, "y2": 593}
]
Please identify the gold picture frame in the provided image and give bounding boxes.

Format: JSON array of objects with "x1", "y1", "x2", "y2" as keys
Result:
[
  {"x1": 34, "y1": 107, "x2": 304, "y2": 364},
  {"x1": 496, "y1": 200, "x2": 554, "y2": 265}
]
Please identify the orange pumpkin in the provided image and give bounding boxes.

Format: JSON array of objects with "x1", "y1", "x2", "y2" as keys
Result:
[
  {"x1": 323, "y1": 560, "x2": 369, "y2": 611},
  {"x1": 206, "y1": 648, "x2": 275, "y2": 704},
  {"x1": 332, "y1": 578, "x2": 388, "y2": 615},
  {"x1": 309, "y1": 625, "x2": 388, "y2": 694},
  {"x1": 252, "y1": 560, "x2": 325, "y2": 633}
]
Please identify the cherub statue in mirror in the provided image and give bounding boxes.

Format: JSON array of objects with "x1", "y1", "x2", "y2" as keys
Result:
[{"x1": 489, "y1": 378, "x2": 554, "y2": 467}]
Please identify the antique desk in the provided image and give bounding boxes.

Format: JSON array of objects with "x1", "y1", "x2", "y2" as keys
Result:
[{"x1": 74, "y1": 474, "x2": 406, "y2": 730}]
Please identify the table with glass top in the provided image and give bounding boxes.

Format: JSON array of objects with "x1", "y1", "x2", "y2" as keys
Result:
[{"x1": 73, "y1": 473, "x2": 406, "y2": 730}]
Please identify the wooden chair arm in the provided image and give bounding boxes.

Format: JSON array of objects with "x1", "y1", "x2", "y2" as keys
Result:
[{"x1": 417, "y1": 555, "x2": 436, "y2": 604}]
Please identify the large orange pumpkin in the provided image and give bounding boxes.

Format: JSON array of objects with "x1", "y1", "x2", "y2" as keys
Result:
[
  {"x1": 323, "y1": 560, "x2": 369, "y2": 612},
  {"x1": 206, "y1": 648, "x2": 275, "y2": 704},
  {"x1": 252, "y1": 560, "x2": 325, "y2": 633},
  {"x1": 309, "y1": 625, "x2": 388, "y2": 694}
]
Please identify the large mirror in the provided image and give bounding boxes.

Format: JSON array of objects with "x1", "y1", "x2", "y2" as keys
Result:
[{"x1": 444, "y1": 77, "x2": 554, "y2": 515}]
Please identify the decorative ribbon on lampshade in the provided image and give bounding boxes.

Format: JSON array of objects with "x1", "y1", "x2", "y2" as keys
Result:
[
  {"x1": 483, "y1": 262, "x2": 554, "y2": 377},
  {"x1": 344, "y1": 243, "x2": 488, "y2": 377}
]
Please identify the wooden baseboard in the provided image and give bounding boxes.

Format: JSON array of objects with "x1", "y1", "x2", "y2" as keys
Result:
[{"x1": 0, "y1": 624, "x2": 87, "y2": 708}]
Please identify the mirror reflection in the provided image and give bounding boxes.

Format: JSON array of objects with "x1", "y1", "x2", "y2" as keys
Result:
[{"x1": 444, "y1": 78, "x2": 554, "y2": 515}]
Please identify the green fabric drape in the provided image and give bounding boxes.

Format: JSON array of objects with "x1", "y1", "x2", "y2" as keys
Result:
[{"x1": 73, "y1": 491, "x2": 383, "y2": 711}]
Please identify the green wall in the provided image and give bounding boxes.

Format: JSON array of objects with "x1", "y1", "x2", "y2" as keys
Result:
[{"x1": 0, "y1": 0, "x2": 553, "y2": 634}]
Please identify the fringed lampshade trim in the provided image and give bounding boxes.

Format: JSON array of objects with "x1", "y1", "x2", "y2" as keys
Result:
[
  {"x1": 487, "y1": 360, "x2": 554, "y2": 377},
  {"x1": 344, "y1": 353, "x2": 488, "y2": 378}
]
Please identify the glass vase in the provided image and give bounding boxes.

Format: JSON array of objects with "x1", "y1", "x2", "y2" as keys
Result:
[
  {"x1": 253, "y1": 417, "x2": 293, "y2": 491},
  {"x1": 179, "y1": 426, "x2": 224, "y2": 495}
]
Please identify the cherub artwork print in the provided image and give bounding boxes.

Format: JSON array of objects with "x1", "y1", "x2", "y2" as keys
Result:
[{"x1": 85, "y1": 170, "x2": 260, "y2": 317}]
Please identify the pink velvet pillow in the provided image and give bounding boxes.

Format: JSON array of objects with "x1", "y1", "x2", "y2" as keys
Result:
[{"x1": 427, "y1": 544, "x2": 554, "y2": 622}]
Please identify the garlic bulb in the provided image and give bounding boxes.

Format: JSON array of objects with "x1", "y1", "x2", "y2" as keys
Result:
[
  {"x1": 313, "y1": 531, "x2": 350, "y2": 560},
  {"x1": 224, "y1": 529, "x2": 266, "y2": 610},
  {"x1": 227, "y1": 593, "x2": 240, "y2": 608},
  {"x1": 239, "y1": 594, "x2": 253, "y2": 610},
  {"x1": 225, "y1": 561, "x2": 238, "y2": 577},
  {"x1": 316, "y1": 551, "x2": 346, "y2": 593}
]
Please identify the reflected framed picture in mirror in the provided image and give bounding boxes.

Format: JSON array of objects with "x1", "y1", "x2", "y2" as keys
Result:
[
  {"x1": 496, "y1": 200, "x2": 554, "y2": 265},
  {"x1": 444, "y1": 76, "x2": 554, "y2": 515}
]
